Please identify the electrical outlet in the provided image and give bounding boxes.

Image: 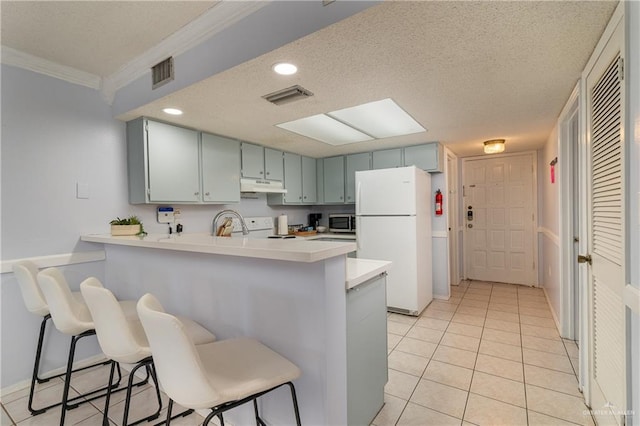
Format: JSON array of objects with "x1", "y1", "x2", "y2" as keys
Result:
[{"x1": 157, "y1": 206, "x2": 174, "y2": 224}]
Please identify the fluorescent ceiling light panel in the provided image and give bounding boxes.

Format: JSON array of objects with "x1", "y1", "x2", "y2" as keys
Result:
[
  {"x1": 328, "y1": 98, "x2": 426, "y2": 138},
  {"x1": 277, "y1": 114, "x2": 373, "y2": 145}
]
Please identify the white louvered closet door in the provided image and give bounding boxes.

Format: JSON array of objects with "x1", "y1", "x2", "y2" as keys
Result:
[{"x1": 585, "y1": 17, "x2": 626, "y2": 426}]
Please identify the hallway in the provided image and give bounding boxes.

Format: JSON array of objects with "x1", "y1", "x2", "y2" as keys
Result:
[{"x1": 375, "y1": 280, "x2": 592, "y2": 425}]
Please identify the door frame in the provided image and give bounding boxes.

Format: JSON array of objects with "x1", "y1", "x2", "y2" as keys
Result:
[
  {"x1": 461, "y1": 151, "x2": 539, "y2": 285},
  {"x1": 446, "y1": 149, "x2": 460, "y2": 287},
  {"x1": 558, "y1": 83, "x2": 582, "y2": 341}
]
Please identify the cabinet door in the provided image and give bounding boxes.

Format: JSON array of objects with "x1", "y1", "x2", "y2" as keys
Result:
[
  {"x1": 283, "y1": 153, "x2": 302, "y2": 203},
  {"x1": 372, "y1": 148, "x2": 403, "y2": 169},
  {"x1": 241, "y1": 142, "x2": 264, "y2": 179},
  {"x1": 404, "y1": 143, "x2": 443, "y2": 172},
  {"x1": 323, "y1": 156, "x2": 345, "y2": 203},
  {"x1": 201, "y1": 133, "x2": 240, "y2": 203},
  {"x1": 264, "y1": 148, "x2": 284, "y2": 181},
  {"x1": 347, "y1": 276, "x2": 388, "y2": 426},
  {"x1": 346, "y1": 153, "x2": 371, "y2": 203},
  {"x1": 302, "y1": 156, "x2": 317, "y2": 203},
  {"x1": 147, "y1": 120, "x2": 200, "y2": 202}
]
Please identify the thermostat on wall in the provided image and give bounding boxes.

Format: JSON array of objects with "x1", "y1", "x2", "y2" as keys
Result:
[{"x1": 157, "y1": 206, "x2": 174, "y2": 224}]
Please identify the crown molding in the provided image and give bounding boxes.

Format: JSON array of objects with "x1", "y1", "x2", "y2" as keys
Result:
[
  {"x1": 101, "y1": 1, "x2": 270, "y2": 102},
  {"x1": 2, "y1": 1, "x2": 269, "y2": 103},
  {"x1": 1, "y1": 46, "x2": 102, "y2": 90}
]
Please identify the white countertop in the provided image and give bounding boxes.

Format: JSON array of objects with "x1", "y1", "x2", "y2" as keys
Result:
[
  {"x1": 346, "y1": 258, "x2": 392, "y2": 290},
  {"x1": 81, "y1": 233, "x2": 356, "y2": 263}
]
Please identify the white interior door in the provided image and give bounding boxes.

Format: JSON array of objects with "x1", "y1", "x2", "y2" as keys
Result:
[
  {"x1": 584, "y1": 16, "x2": 626, "y2": 425},
  {"x1": 462, "y1": 153, "x2": 536, "y2": 285}
]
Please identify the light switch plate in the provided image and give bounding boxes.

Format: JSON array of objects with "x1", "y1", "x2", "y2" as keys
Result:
[
  {"x1": 76, "y1": 182, "x2": 89, "y2": 199},
  {"x1": 157, "y1": 206, "x2": 174, "y2": 224}
]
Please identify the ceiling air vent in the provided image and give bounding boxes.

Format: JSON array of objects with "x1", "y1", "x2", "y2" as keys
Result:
[
  {"x1": 263, "y1": 85, "x2": 314, "y2": 105},
  {"x1": 151, "y1": 57, "x2": 174, "y2": 89}
]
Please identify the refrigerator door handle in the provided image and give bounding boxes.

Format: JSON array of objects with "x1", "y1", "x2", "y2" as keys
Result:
[{"x1": 356, "y1": 182, "x2": 362, "y2": 215}]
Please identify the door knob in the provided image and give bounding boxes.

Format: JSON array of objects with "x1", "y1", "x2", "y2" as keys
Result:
[{"x1": 577, "y1": 254, "x2": 592, "y2": 265}]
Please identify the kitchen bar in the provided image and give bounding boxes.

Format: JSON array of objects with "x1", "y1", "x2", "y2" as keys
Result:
[{"x1": 80, "y1": 233, "x2": 390, "y2": 425}]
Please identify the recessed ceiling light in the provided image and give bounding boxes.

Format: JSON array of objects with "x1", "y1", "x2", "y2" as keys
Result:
[
  {"x1": 162, "y1": 108, "x2": 183, "y2": 115},
  {"x1": 273, "y1": 63, "x2": 298, "y2": 76}
]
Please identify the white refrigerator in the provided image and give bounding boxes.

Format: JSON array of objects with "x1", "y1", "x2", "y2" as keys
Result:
[{"x1": 356, "y1": 166, "x2": 432, "y2": 315}]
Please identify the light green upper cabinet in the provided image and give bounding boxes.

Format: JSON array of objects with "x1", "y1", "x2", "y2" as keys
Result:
[
  {"x1": 372, "y1": 148, "x2": 403, "y2": 169},
  {"x1": 267, "y1": 154, "x2": 316, "y2": 205},
  {"x1": 265, "y1": 148, "x2": 284, "y2": 181},
  {"x1": 302, "y1": 156, "x2": 317, "y2": 203},
  {"x1": 346, "y1": 153, "x2": 371, "y2": 203},
  {"x1": 242, "y1": 143, "x2": 284, "y2": 181},
  {"x1": 240, "y1": 142, "x2": 265, "y2": 179},
  {"x1": 127, "y1": 118, "x2": 200, "y2": 204},
  {"x1": 127, "y1": 118, "x2": 240, "y2": 204},
  {"x1": 323, "y1": 156, "x2": 346, "y2": 203},
  {"x1": 282, "y1": 153, "x2": 303, "y2": 203},
  {"x1": 201, "y1": 133, "x2": 241, "y2": 204},
  {"x1": 403, "y1": 143, "x2": 444, "y2": 172}
]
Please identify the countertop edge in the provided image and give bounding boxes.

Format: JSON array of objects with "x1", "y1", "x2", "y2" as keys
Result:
[
  {"x1": 81, "y1": 234, "x2": 356, "y2": 263},
  {"x1": 346, "y1": 258, "x2": 392, "y2": 290}
]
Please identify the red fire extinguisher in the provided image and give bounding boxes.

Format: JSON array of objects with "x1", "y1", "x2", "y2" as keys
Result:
[{"x1": 435, "y1": 189, "x2": 443, "y2": 216}]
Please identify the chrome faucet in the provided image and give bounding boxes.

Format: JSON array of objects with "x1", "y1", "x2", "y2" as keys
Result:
[{"x1": 212, "y1": 210, "x2": 249, "y2": 236}]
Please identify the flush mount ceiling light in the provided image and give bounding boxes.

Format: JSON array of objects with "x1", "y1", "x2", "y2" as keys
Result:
[
  {"x1": 484, "y1": 139, "x2": 505, "y2": 154},
  {"x1": 272, "y1": 62, "x2": 298, "y2": 75},
  {"x1": 275, "y1": 98, "x2": 426, "y2": 146},
  {"x1": 162, "y1": 108, "x2": 183, "y2": 115},
  {"x1": 277, "y1": 114, "x2": 373, "y2": 145}
]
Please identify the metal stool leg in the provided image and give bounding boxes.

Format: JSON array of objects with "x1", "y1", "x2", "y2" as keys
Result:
[{"x1": 288, "y1": 382, "x2": 302, "y2": 426}]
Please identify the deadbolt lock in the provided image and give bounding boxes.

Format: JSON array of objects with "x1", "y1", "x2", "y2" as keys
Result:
[{"x1": 577, "y1": 254, "x2": 592, "y2": 265}]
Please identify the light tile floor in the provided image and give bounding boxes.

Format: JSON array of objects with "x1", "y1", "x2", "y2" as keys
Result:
[
  {"x1": 375, "y1": 280, "x2": 594, "y2": 426},
  {"x1": 1, "y1": 280, "x2": 592, "y2": 426},
  {"x1": 1, "y1": 364, "x2": 205, "y2": 425}
]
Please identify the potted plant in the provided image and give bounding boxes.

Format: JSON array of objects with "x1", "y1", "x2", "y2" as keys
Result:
[{"x1": 110, "y1": 216, "x2": 146, "y2": 236}]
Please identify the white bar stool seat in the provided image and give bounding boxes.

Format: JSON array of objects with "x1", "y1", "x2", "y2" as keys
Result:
[
  {"x1": 12, "y1": 261, "x2": 109, "y2": 416},
  {"x1": 137, "y1": 293, "x2": 302, "y2": 426},
  {"x1": 80, "y1": 277, "x2": 216, "y2": 426},
  {"x1": 37, "y1": 268, "x2": 140, "y2": 425}
]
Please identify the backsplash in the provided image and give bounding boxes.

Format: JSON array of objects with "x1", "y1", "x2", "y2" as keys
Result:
[{"x1": 125, "y1": 194, "x2": 313, "y2": 235}]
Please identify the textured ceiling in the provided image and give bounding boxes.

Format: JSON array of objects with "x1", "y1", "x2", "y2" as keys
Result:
[
  {"x1": 119, "y1": 1, "x2": 616, "y2": 157},
  {"x1": 0, "y1": 1, "x2": 217, "y2": 77},
  {"x1": 1, "y1": 1, "x2": 617, "y2": 158}
]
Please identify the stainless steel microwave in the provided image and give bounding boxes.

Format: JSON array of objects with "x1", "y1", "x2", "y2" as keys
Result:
[{"x1": 329, "y1": 214, "x2": 356, "y2": 233}]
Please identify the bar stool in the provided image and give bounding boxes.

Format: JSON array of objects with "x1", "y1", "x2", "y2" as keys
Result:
[
  {"x1": 136, "y1": 293, "x2": 302, "y2": 426},
  {"x1": 37, "y1": 268, "x2": 141, "y2": 426},
  {"x1": 79, "y1": 277, "x2": 216, "y2": 426},
  {"x1": 12, "y1": 261, "x2": 109, "y2": 415}
]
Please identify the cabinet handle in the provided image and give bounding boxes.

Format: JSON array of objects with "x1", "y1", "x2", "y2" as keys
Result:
[
  {"x1": 194, "y1": 192, "x2": 199, "y2": 196},
  {"x1": 260, "y1": 171, "x2": 264, "y2": 174},
  {"x1": 340, "y1": 196, "x2": 343, "y2": 200},
  {"x1": 266, "y1": 171, "x2": 270, "y2": 176},
  {"x1": 299, "y1": 196, "x2": 303, "y2": 200},
  {"x1": 205, "y1": 192, "x2": 210, "y2": 196}
]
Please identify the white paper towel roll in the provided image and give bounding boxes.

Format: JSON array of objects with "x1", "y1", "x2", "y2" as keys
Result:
[{"x1": 277, "y1": 215, "x2": 288, "y2": 235}]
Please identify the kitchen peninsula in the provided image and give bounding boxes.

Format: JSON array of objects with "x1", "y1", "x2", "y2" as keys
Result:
[{"x1": 81, "y1": 233, "x2": 390, "y2": 426}]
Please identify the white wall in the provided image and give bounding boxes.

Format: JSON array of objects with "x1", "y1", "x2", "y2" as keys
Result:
[
  {"x1": 0, "y1": 65, "x2": 313, "y2": 389},
  {"x1": 431, "y1": 172, "x2": 449, "y2": 299},
  {"x1": 537, "y1": 125, "x2": 562, "y2": 326},
  {"x1": 1, "y1": 65, "x2": 128, "y2": 388}
]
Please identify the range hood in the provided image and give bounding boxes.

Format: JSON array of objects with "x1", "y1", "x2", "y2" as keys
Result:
[{"x1": 240, "y1": 178, "x2": 287, "y2": 194}]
